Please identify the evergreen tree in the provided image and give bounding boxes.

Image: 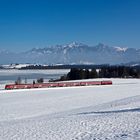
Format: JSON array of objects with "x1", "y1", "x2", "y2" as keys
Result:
[{"x1": 90, "y1": 69, "x2": 98, "y2": 78}]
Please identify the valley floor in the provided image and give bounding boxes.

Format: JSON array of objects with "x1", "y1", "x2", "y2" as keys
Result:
[{"x1": 0, "y1": 79, "x2": 140, "y2": 140}]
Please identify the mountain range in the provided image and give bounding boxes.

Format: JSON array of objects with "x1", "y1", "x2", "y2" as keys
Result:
[{"x1": 0, "y1": 42, "x2": 140, "y2": 65}]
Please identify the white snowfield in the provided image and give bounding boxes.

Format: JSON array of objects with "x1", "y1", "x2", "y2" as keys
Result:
[{"x1": 0, "y1": 79, "x2": 140, "y2": 140}]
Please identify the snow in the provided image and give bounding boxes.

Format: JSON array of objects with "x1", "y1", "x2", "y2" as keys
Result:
[
  {"x1": 114, "y1": 46, "x2": 128, "y2": 52},
  {"x1": 1, "y1": 43, "x2": 140, "y2": 64},
  {"x1": 68, "y1": 42, "x2": 82, "y2": 48},
  {"x1": 2, "y1": 64, "x2": 31, "y2": 69},
  {"x1": 0, "y1": 78, "x2": 140, "y2": 139},
  {"x1": 0, "y1": 69, "x2": 69, "y2": 90}
]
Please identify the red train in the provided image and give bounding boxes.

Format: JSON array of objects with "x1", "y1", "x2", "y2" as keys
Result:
[{"x1": 5, "y1": 80, "x2": 112, "y2": 90}]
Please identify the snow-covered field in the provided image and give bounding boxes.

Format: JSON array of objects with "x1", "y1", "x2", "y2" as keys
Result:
[{"x1": 0, "y1": 78, "x2": 140, "y2": 140}]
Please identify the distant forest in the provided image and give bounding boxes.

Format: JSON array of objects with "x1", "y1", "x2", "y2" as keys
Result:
[
  {"x1": 51, "y1": 66, "x2": 140, "y2": 81},
  {"x1": 19, "y1": 64, "x2": 108, "y2": 70}
]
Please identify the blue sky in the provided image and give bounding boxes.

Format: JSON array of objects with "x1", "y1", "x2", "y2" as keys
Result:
[{"x1": 0, "y1": 0, "x2": 140, "y2": 52}]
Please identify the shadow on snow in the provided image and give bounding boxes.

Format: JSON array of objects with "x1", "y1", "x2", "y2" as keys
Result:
[{"x1": 77, "y1": 107, "x2": 140, "y2": 115}]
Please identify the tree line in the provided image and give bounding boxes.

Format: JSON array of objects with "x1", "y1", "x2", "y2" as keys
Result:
[
  {"x1": 56, "y1": 66, "x2": 140, "y2": 81},
  {"x1": 19, "y1": 64, "x2": 108, "y2": 70}
]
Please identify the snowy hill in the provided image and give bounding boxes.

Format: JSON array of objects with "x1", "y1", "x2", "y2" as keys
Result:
[
  {"x1": 0, "y1": 79, "x2": 140, "y2": 139},
  {"x1": 0, "y1": 42, "x2": 140, "y2": 64}
]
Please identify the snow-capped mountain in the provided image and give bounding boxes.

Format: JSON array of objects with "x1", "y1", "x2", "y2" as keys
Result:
[{"x1": 0, "y1": 42, "x2": 140, "y2": 65}]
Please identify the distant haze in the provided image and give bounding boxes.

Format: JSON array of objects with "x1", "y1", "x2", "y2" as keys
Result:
[{"x1": 0, "y1": 42, "x2": 140, "y2": 65}]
